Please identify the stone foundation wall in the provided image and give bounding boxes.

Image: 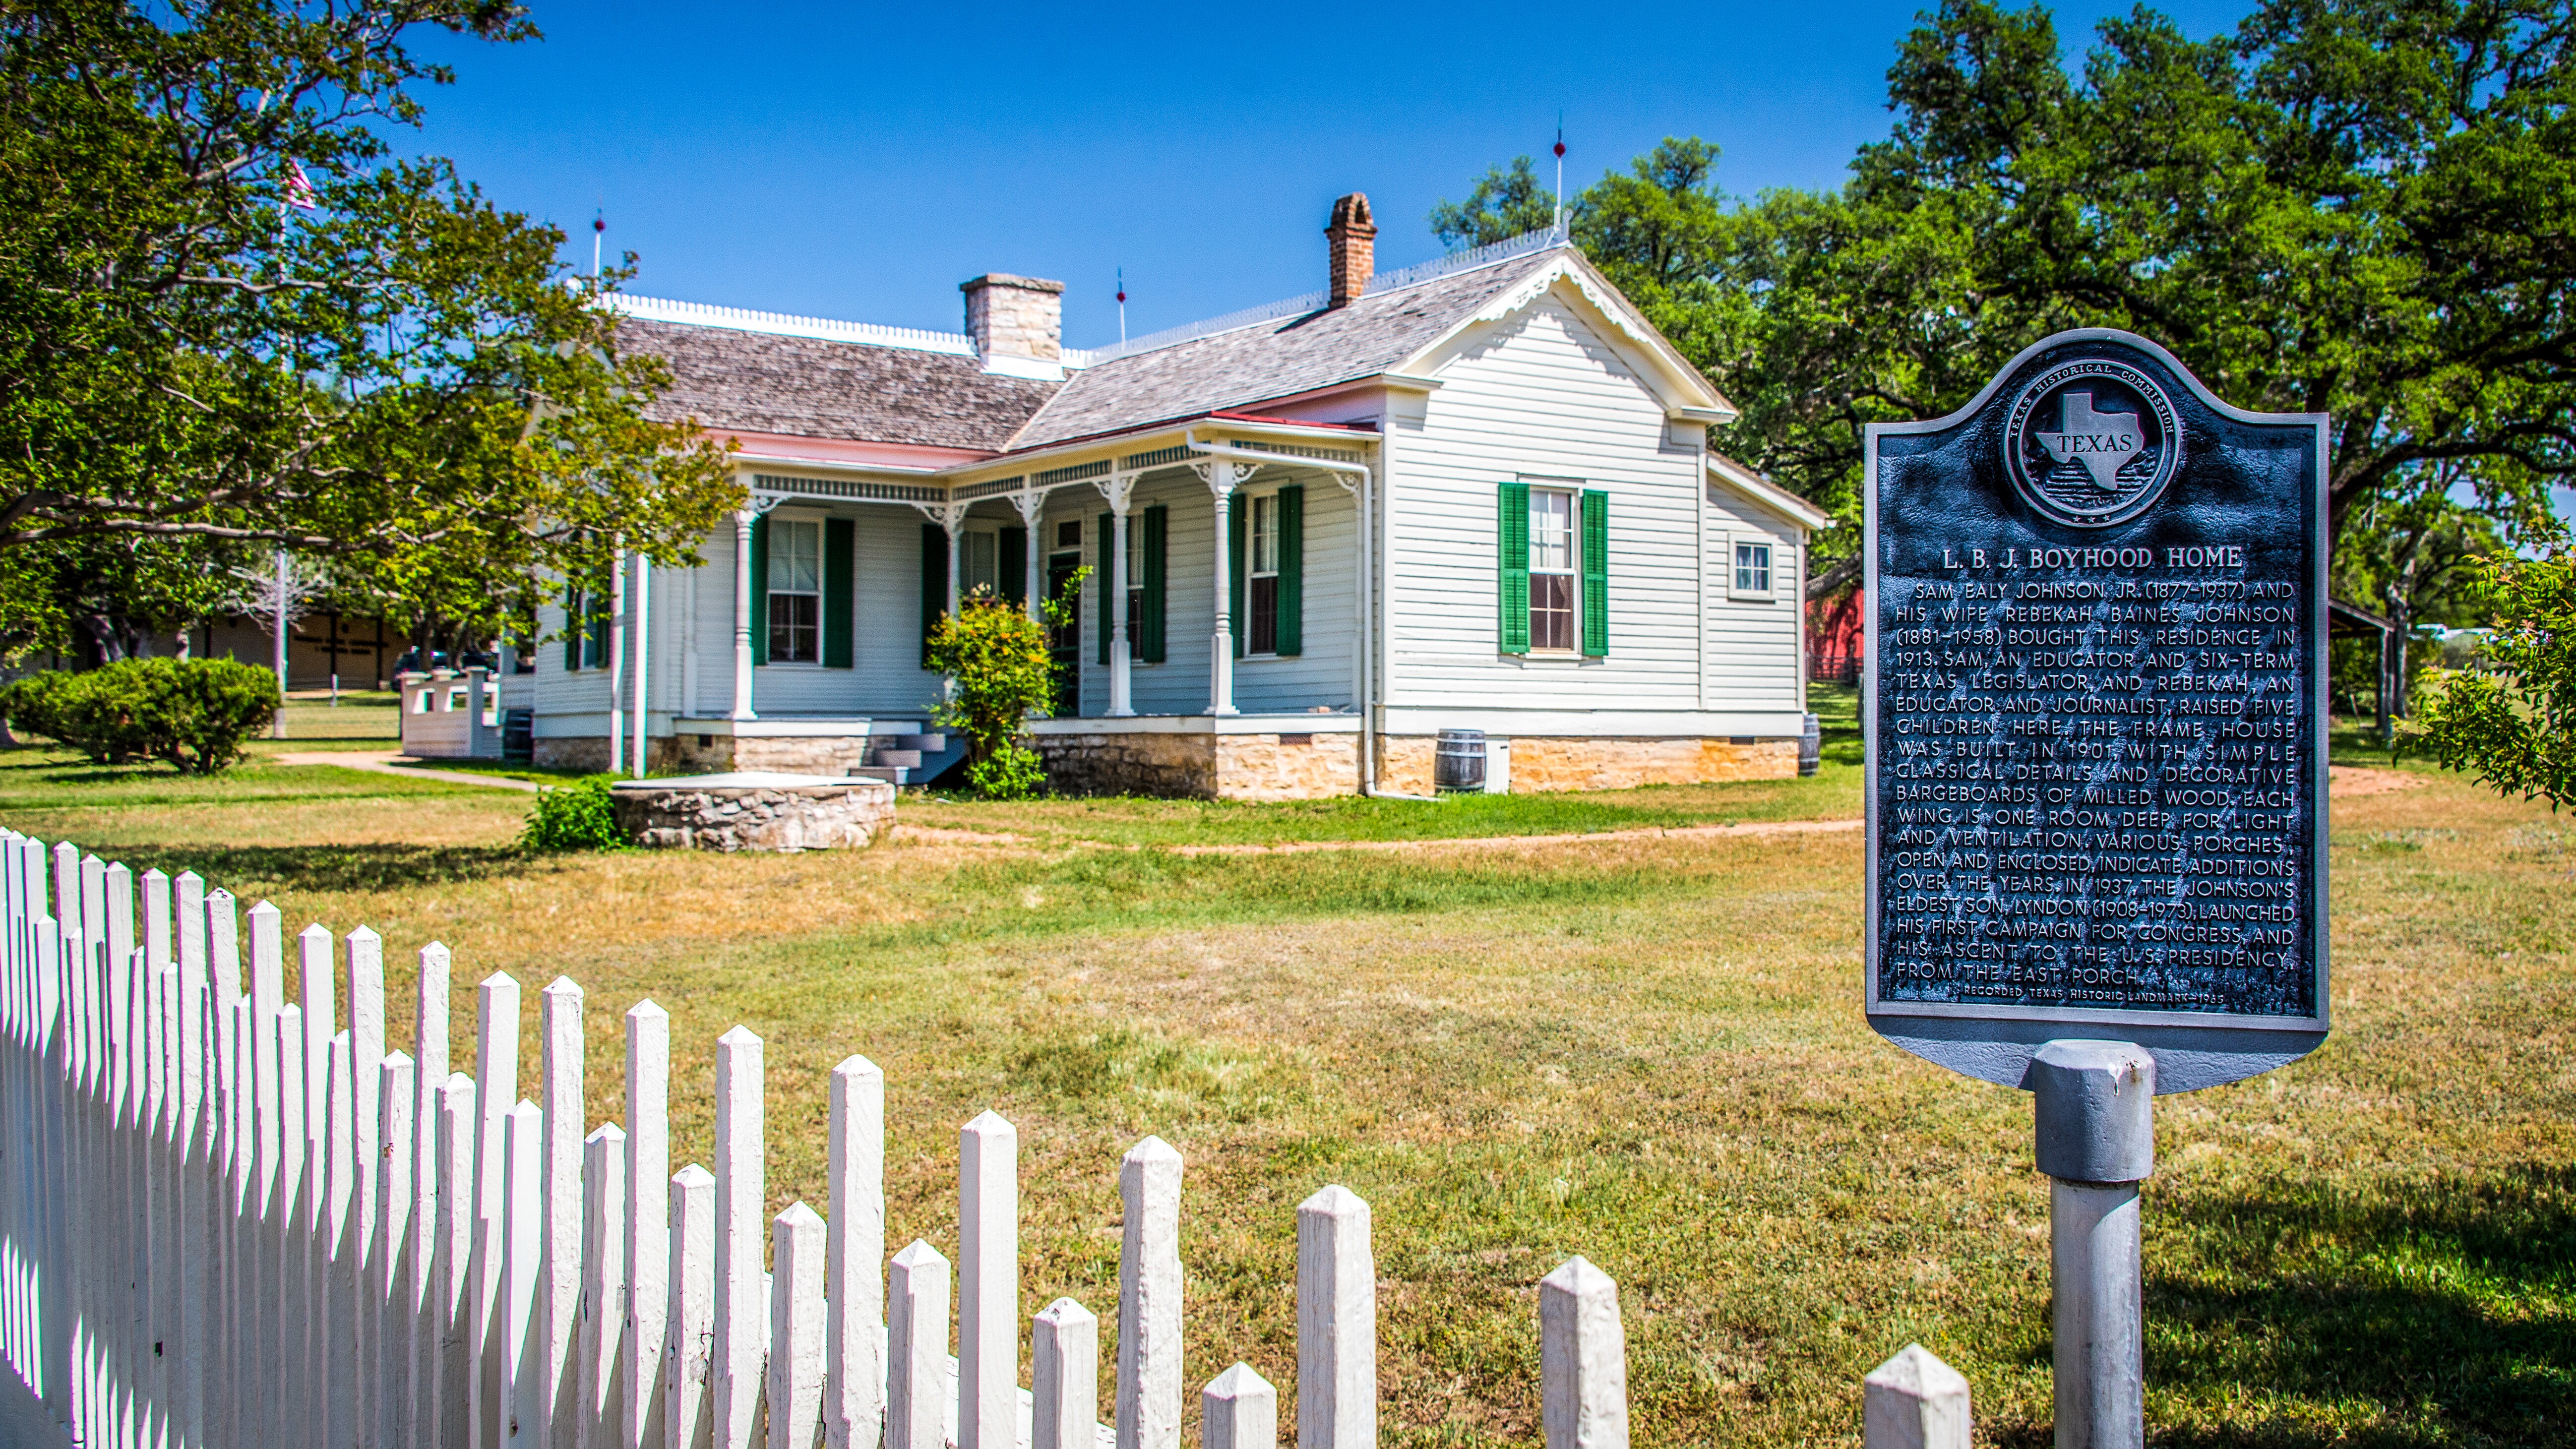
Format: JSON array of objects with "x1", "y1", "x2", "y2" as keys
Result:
[
  {"x1": 533, "y1": 736, "x2": 687, "y2": 774},
  {"x1": 734, "y1": 735, "x2": 878, "y2": 776},
  {"x1": 611, "y1": 777, "x2": 895, "y2": 852},
  {"x1": 1374, "y1": 735, "x2": 1799, "y2": 794},
  {"x1": 1211, "y1": 733, "x2": 1360, "y2": 801},
  {"x1": 1032, "y1": 731, "x2": 1217, "y2": 797}
]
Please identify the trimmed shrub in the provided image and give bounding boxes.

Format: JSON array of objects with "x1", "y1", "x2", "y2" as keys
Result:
[
  {"x1": 966, "y1": 741, "x2": 1047, "y2": 801},
  {"x1": 924, "y1": 573, "x2": 1086, "y2": 798},
  {"x1": 520, "y1": 776, "x2": 626, "y2": 851},
  {"x1": 0, "y1": 660, "x2": 280, "y2": 773}
]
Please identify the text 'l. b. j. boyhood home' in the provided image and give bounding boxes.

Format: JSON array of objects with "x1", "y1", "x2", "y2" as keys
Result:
[{"x1": 532, "y1": 193, "x2": 1829, "y2": 798}]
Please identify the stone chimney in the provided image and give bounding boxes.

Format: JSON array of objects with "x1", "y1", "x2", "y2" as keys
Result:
[
  {"x1": 960, "y1": 273, "x2": 1065, "y2": 364},
  {"x1": 1326, "y1": 193, "x2": 1376, "y2": 308}
]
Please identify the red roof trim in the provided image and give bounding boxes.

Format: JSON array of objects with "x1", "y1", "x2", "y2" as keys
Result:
[{"x1": 1206, "y1": 409, "x2": 1381, "y2": 432}]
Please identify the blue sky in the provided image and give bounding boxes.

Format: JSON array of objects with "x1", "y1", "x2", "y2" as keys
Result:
[{"x1": 407, "y1": 0, "x2": 2260, "y2": 348}]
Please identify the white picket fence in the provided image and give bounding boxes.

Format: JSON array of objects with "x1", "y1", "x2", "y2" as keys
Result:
[{"x1": 0, "y1": 828, "x2": 1677, "y2": 1449}]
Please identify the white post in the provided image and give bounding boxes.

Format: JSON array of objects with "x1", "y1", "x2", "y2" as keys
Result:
[
  {"x1": 610, "y1": 545, "x2": 628, "y2": 776},
  {"x1": 668, "y1": 1165, "x2": 718, "y2": 1449},
  {"x1": 1032, "y1": 1299, "x2": 1097, "y2": 1449},
  {"x1": 543, "y1": 977, "x2": 586, "y2": 1449},
  {"x1": 1115, "y1": 1136, "x2": 1181, "y2": 1449},
  {"x1": 959, "y1": 1110, "x2": 1017, "y2": 1449},
  {"x1": 1107, "y1": 501, "x2": 1133, "y2": 717},
  {"x1": 1012, "y1": 491, "x2": 1048, "y2": 625},
  {"x1": 1204, "y1": 468, "x2": 1240, "y2": 717},
  {"x1": 731, "y1": 510, "x2": 757, "y2": 723},
  {"x1": 474, "y1": 973, "x2": 524, "y2": 1449},
  {"x1": 1295, "y1": 1186, "x2": 1373, "y2": 1449},
  {"x1": 632, "y1": 554, "x2": 652, "y2": 780},
  {"x1": 624, "y1": 1002, "x2": 672, "y2": 1449},
  {"x1": 349, "y1": 924, "x2": 386, "y2": 1438},
  {"x1": 503, "y1": 1099, "x2": 547, "y2": 1449},
  {"x1": 274, "y1": 549, "x2": 292, "y2": 738},
  {"x1": 378, "y1": 1051, "x2": 420, "y2": 1449},
  {"x1": 582, "y1": 1123, "x2": 629, "y2": 1449},
  {"x1": 324, "y1": 1029, "x2": 361, "y2": 1449},
  {"x1": 272, "y1": 1003, "x2": 307, "y2": 1449},
  {"x1": 1539, "y1": 1256, "x2": 1626, "y2": 1449},
  {"x1": 441, "y1": 1073, "x2": 484, "y2": 1448},
  {"x1": 887, "y1": 1241, "x2": 949, "y2": 1449},
  {"x1": 947, "y1": 522, "x2": 963, "y2": 621},
  {"x1": 1202, "y1": 1364, "x2": 1277, "y2": 1449},
  {"x1": 712, "y1": 1027, "x2": 764, "y2": 1449},
  {"x1": 825, "y1": 1056, "x2": 884, "y2": 1449},
  {"x1": 414, "y1": 950, "x2": 454, "y2": 1447},
  {"x1": 769, "y1": 1203, "x2": 827, "y2": 1449},
  {"x1": 1863, "y1": 1344, "x2": 1971, "y2": 1449}
]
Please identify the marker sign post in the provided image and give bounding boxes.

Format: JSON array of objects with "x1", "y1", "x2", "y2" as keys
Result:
[{"x1": 1864, "y1": 329, "x2": 2330, "y2": 1449}]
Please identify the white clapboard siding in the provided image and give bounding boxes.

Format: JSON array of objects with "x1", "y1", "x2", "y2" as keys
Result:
[
  {"x1": 1701, "y1": 483, "x2": 1806, "y2": 713},
  {"x1": 0, "y1": 826, "x2": 1679, "y2": 1449},
  {"x1": 1387, "y1": 292, "x2": 1710, "y2": 711}
]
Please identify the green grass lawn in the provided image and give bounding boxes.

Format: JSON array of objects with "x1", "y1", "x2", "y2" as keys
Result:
[{"x1": 0, "y1": 705, "x2": 2566, "y2": 1447}]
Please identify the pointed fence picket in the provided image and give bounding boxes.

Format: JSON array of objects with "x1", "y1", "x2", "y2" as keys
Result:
[{"x1": 0, "y1": 826, "x2": 1890, "y2": 1449}]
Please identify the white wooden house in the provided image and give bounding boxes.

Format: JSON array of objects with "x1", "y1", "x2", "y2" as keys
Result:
[{"x1": 529, "y1": 193, "x2": 1827, "y2": 798}]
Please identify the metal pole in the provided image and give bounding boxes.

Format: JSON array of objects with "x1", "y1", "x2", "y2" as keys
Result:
[{"x1": 2029, "y1": 1040, "x2": 2153, "y2": 1449}]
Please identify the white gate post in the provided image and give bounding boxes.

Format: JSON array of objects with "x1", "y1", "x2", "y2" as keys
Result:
[
  {"x1": 769, "y1": 1204, "x2": 827, "y2": 1449},
  {"x1": 623, "y1": 1003, "x2": 671, "y2": 1449},
  {"x1": 1539, "y1": 1256, "x2": 1626, "y2": 1449},
  {"x1": 669, "y1": 1165, "x2": 719, "y2": 1449},
  {"x1": 1202, "y1": 1364, "x2": 1277, "y2": 1449},
  {"x1": 712, "y1": 1028, "x2": 764, "y2": 1449},
  {"x1": 959, "y1": 1111, "x2": 1017, "y2": 1449},
  {"x1": 887, "y1": 1241, "x2": 949, "y2": 1449},
  {"x1": 1115, "y1": 1137, "x2": 1182, "y2": 1449},
  {"x1": 1863, "y1": 1344, "x2": 1970, "y2": 1449},
  {"x1": 1295, "y1": 1186, "x2": 1373, "y2": 1449},
  {"x1": 1032, "y1": 1298, "x2": 1097, "y2": 1449},
  {"x1": 825, "y1": 1056, "x2": 883, "y2": 1449}
]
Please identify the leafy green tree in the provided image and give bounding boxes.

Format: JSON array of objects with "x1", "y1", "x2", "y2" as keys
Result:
[
  {"x1": 1438, "y1": 0, "x2": 2576, "y2": 597},
  {"x1": 2333, "y1": 462, "x2": 2513, "y2": 732},
  {"x1": 0, "y1": 0, "x2": 738, "y2": 658},
  {"x1": 2418, "y1": 521, "x2": 2576, "y2": 807},
  {"x1": 1429, "y1": 156, "x2": 1559, "y2": 249}
]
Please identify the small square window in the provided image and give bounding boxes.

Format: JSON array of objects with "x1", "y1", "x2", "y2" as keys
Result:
[
  {"x1": 1730, "y1": 537, "x2": 1777, "y2": 601},
  {"x1": 1056, "y1": 519, "x2": 1082, "y2": 549}
]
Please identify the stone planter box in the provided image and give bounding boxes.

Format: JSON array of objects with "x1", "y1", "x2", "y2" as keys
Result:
[{"x1": 609, "y1": 772, "x2": 895, "y2": 852}]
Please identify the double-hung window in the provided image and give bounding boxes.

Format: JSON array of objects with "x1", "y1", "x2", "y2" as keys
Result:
[
  {"x1": 1247, "y1": 493, "x2": 1281, "y2": 655},
  {"x1": 964, "y1": 530, "x2": 999, "y2": 599},
  {"x1": 767, "y1": 518, "x2": 822, "y2": 664},
  {"x1": 1730, "y1": 537, "x2": 1777, "y2": 601},
  {"x1": 1528, "y1": 487, "x2": 1577, "y2": 651},
  {"x1": 1125, "y1": 518, "x2": 1145, "y2": 644}
]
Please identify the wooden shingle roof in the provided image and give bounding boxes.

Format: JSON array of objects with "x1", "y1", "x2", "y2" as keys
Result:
[{"x1": 617, "y1": 318, "x2": 1059, "y2": 453}]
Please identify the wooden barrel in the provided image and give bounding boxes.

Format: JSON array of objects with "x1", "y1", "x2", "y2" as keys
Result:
[{"x1": 1433, "y1": 728, "x2": 1487, "y2": 793}]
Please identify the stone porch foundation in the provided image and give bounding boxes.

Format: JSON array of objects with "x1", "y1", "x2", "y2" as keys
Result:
[{"x1": 1030, "y1": 726, "x2": 1796, "y2": 800}]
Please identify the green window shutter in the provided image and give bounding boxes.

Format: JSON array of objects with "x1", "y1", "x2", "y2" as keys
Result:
[
  {"x1": 562, "y1": 588, "x2": 583, "y2": 671},
  {"x1": 1276, "y1": 485, "x2": 1304, "y2": 657},
  {"x1": 1581, "y1": 488, "x2": 1610, "y2": 657},
  {"x1": 587, "y1": 585, "x2": 612, "y2": 668},
  {"x1": 748, "y1": 514, "x2": 772, "y2": 667},
  {"x1": 1141, "y1": 505, "x2": 1167, "y2": 664},
  {"x1": 999, "y1": 526, "x2": 1028, "y2": 608},
  {"x1": 823, "y1": 517, "x2": 854, "y2": 668},
  {"x1": 1498, "y1": 483, "x2": 1531, "y2": 655},
  {"x1": 919, "y1": 523, "x2": 945, "y2": 669},
  {"x1": 1229, "y1": 495, "x2": 1247, "y2": 659},
  {"x1": 1097, "y1": 512, "x2": 1112, "y2": 665}
]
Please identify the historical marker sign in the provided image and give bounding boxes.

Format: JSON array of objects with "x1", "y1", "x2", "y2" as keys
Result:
[{"x1": 1865, "y1": 329, "x2": 2330, "y2": 1093}]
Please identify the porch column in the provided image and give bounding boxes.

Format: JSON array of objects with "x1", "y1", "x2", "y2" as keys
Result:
[
  {"x1": 1013, "y1": 488, "x2": 1048, "y2": 624},
  {"x1": 1097, "y1": 472, "x2": 1137, "y2": 717},
  {"x1": 731, "y1": 508, "x2": 756, "y2": 721},
  {"x1": 948, "y1": 524, "x2": 963, "y2": 618},
  {"x1": 630, "y1": 553, "x2": 651, "y2": 779},
  {"x1": 1195, "y1": 461, "x2": 1259, "y2": 717},
  {"x1": 609, "y1": 543, "x2": 626, "y2": 769}
]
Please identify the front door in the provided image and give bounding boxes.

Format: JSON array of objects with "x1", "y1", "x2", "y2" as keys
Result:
[{"x1": 1047, "y1": 551, "x2": 1081, "y2": 716}]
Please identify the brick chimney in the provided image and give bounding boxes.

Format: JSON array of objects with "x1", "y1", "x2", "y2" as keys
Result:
[
  {"x1": 960, "y1": 273, "x2": 1065, "y2": 363},
  {"x1": 1326, "y1": 193, "x2": 1376, "y2": 308}
]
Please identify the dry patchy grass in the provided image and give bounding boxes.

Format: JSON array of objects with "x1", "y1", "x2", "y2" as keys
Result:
[{"x1": 0, "y1": 743, "x2": 2567, "y2": 1447}]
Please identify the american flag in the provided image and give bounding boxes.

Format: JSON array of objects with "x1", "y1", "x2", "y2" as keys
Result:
[{"x1": 283, "y1": 159, "x2": 319, "y2": 211}]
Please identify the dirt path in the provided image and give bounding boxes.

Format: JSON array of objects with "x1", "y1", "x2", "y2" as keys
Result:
[
  {"x1": 273, "y1": 750, "x2": 544, "y2": 793},
  {"x1": 1163, "y1": 817, "x2": 1866, "y2": 855},
  {"x1": 2329, "y1": 765, "x2": 2430, "y2": 798}
]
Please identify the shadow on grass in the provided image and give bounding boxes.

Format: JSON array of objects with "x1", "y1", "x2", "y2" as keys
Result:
[
  {"x1": 98, "y1": 841, "x2": 544, "y2": 897},
  {"x1": 1985, "y1": 1163, "x2": 2576, "y2": 1448}
]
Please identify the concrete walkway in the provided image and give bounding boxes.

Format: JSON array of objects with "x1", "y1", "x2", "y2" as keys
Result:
[{"x1": 273, "y1": 750, "x2": 545, "y2": 793}]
